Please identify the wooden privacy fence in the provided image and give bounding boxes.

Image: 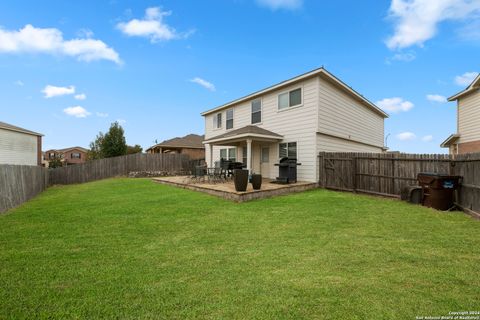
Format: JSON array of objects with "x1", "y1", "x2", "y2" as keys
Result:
[
  {"x1": 318, "y1": 152, "x2": 480, "y2": 216},
  {"x1": 0, "y1": 165, "x2": 49, "y2": 213},
  {"x1": 49, "y1": 153, "x2": 202, "y2": 185}
]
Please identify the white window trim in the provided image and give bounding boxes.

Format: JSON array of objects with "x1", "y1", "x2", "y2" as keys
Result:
[
  {"x1": 226, "y1": 108, "x2": 234, "y2": 130},
  {"x1": 277, "y1": 86, "x2": 304, "y2": 112},
  {"x1": 251, "y1": 98, "x2": 263, "y2": 125},
  {"x1": 213, "y1": 112, "x2": 222, "y2": 131},
  {"x1": 220, "y1": 147, "x2": 237, "y2": 160},
  {"x1": 278, "y1": 141, "x2": 298, "y2": 159}
]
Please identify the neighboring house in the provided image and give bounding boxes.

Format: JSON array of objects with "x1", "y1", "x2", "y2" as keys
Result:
[
  {"x1": 441, "y1": 74, "x2": 480, "y2": 154},
  {"x1": 0, "y1": 121, "x2": 43, "y2": 166},
  {"x1": 146, "y1": 134, "x2": 205, "y2": 160},
  {"x1": 202, "y1": 67, "x2": 388, "y2": 183},
  {"x1": 44, "y1": 147, "x2": 88, "y2": 166}
]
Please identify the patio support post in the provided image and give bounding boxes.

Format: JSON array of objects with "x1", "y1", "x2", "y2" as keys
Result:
[
  {"x1": 205, "y1": 143, "x2": 212, "y2": 167},
  {"x1": 246, "y1": 139, "x2": 252, "y2": 174}
]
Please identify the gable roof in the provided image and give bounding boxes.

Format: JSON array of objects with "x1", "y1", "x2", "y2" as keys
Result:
[
  {"x1": 203, "y1": 125, "x2": 282, "y2": 144},
  {"x1": 0, "y1": 121, "x2": 43, "y2": 136},
  {"x1": 44, "y1": 147, "x2": 89, "y2": 153},
  {"x1": 200, "y1": 67, "x2": 389, "y2": 118},
  {"x1": 440, "y1": 134, "x2": 460, "y2": 148},
  {"x1": 146, "y1": 134, "x2": 205, "y2": 151},
  {"x1": 448, "y1": 73, "x2": 480, "y2": 101}
]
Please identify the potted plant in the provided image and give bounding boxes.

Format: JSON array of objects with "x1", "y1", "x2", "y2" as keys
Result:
[
  {"x1": 250, "y1": 172, "x2": 262, "y2": 190},
  {"x1": 234, "y1": 169, "x2": 249, "y2": 192}
]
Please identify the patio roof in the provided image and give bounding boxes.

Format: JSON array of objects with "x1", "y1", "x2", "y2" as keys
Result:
[
  {"x1": 203, "y1": 125, "x2": 283, "y2": 145},
  {"x1": 440, "y1": 133, "x2": 460, "y2": 148}
]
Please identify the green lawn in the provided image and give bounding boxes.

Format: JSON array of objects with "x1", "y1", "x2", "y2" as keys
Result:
[{"x1": 0, "y1": 178, "x2": 479, "y2": 319}]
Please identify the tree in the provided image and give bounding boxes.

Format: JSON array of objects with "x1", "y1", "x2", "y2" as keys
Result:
[
  {"x1": 87, "y1": 132, "x2": 104, "y2": 160},
  {"x1": 48, "y1": 155, "x2": 63, "y2": 168},
  {"x1": 126, "y1": 144, "x2": 143, "y2": 155},
  {"x1": 100, "y1": 122, "x2": 127, "y2": 158}
]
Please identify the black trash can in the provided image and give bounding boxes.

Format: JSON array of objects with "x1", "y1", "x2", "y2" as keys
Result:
[{"x1": 417, "y1": 173, "x2": 462, "y2": 211}]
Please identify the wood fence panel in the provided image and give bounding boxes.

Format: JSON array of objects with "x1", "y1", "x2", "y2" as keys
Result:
[
  {"x1": 319, "y1": 152, "x2": 480, "y2": 216},
  {"x1": 48, "y1": 153, "x2": 200, "y2": 186},
  {"x1": 0, "y1": 165, "x2": 49, "y2": 213},
  {"x1": 453, "y1": 153, "x2": 480, "y2": 214}
]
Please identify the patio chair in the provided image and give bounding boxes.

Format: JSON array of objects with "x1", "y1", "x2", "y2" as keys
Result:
[
  {"x1": 207, "y1": 166, "x2": 225, "y2": 184},
  {"x1": 191, "y1": 165, "x2": 206, "y2": 183}
]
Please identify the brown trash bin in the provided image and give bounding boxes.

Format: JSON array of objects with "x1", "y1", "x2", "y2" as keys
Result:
[{"x1": 417, "y1": 173, "x2": 462, "y2": 211}]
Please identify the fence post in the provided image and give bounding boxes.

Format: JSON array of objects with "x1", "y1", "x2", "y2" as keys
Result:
[{"x1": 352, "y1": 155, "x2": 357, "y2": 193}]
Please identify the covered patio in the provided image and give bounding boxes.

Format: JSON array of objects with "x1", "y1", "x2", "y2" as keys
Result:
[{"x1": 203, "y1": 125, "x2": 283, "y2": 178}]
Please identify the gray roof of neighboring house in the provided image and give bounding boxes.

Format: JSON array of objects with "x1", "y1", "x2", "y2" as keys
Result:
[
  {"x1": 204, "y1": 125, "x2": 282, "y2": 142},
  {"x1": 440, "y1": 134, "x2": 460, "y2": 148},
  {"x1": 0, "y1": 121, "x2": 43, "y2": 136},
  {"x1": 146, "y1": 134, "x2": 205, "y2": 151},
  {"x1": 448, "y1": 74, "x2": 480, "y2": 101}
]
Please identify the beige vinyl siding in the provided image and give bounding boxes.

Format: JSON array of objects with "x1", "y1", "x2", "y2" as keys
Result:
[
  {"x1": 204, "y1": 74, "x2": 385, "y2": 182},
  {"x1": 317, "y1": 134, "x2": 384, "y2": 153},
  {"x1": 317, "y1": 76, "x2": 384, "y2": 148},
  {"x1": 205, "y1": 77, "x2": 319, "y2": 182},
  {"x1": 458, "y1": 90, "x2": 480, "y2": 144},
  {"x1": 0, "y1": 128, "x2": 38, "y2": 165}
]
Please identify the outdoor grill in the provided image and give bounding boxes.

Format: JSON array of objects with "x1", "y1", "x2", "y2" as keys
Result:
[{"x1": 274, "y1": 157, "x2": 301, "y2": 184}]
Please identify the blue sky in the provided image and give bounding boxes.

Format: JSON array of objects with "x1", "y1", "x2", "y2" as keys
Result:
[{"x1": 0, "y1": 0, "x2": 478, "y2": 153}]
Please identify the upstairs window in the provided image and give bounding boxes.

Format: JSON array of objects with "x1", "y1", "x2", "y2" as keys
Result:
[
  {"x1": 251, "y1": 99, "x2": 262, "y2": 124},
  {"x1": 71, "y1": 152, "x2": 81, "y2": 159},
  {"x1": 213, "y1": 113, "x2": 222, "y2": 129},
  {"x1": 279, "y1": 142, "x2": 297, "y2": 159},
  {"x1": 278, "y1": 88, "x2": 302, "y2": 110},
  {"x1": 226, "y1": 109, "x2": 234, "y2": 130}
]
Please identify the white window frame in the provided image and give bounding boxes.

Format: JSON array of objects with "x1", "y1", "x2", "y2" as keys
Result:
[
  {"x1": 251, "y1": 98, "x2": 262, "y2": 124},
  {"x1": 213, "y1": 112, "x2": 222, "y2": 130},
  {"x1": 226, "y1": 108, "x2": 234, "y2": 130},
  {"x1": 220, "y1": 147, "x2": 237, "y2": 161},
  {"x1": 278, "y1": 142, "x2": 298, "y2": 159},
  {"x1": 277, "y1": 86, "x2": 303, "y2": 111}
]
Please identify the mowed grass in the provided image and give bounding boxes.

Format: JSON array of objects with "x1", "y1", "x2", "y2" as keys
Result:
[{"x1": 0, "y1": 178, "x2": 479, "y2": 319}]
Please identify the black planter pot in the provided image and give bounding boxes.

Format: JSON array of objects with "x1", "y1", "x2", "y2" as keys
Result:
[
  {"x1": 251, "y1": 174, "x2": 262, "y2": 190},
  {"x1": 234, "y1": 169, "x2": 249, "y2": 192}
]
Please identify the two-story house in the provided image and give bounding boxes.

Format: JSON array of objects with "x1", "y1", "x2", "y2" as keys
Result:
[
  {"x1": 441, "y1": 74, "x2": 480, "y2": 154},
  {"x1": 44, "y1": 147, "x2": 88, "y2": 167},
  {"x1": 201, "y1": 67, "x2": 388, "y2": 183}
]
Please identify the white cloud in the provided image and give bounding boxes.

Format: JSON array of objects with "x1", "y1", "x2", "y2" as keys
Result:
[
  {"x1": 386, "y1": 0, "x2": 480, "y2": 50},
  {"x1": 396, "y1": 132, "x2": 417, "y2": 141},
  {"x1": 422, "y1": 135, "x2": 434, "y2": 142},
  {"x1": 116, "y1": 119, "x2": 127, "y2": 124},
  {"x1": 386, "y1": 51, "x2": 416, "y2": 64},
  {"x1": 117, "y1": 7, "x2": 193, "y2": 42},
  {"x1": 190, "y1": 77, "x2": 216, "y2": 91},
  {"x1": 454, "y1": 71, "x2": 479, "y2": 86},
  {"x1": 96, "y1": 112, "x2": 109, "y2": 118},
  {"x1": 256, "y1": 0, "x2": 303, "y2": 10},
  {"x1": 14, "y1": 80, "x2": 24, "y2": 86},
  {"x1": 376, "y1": 97, "x2": 414, "y2": 113},
  {"x1": 74, "y1": 93, "x2": 87, "y2": 100},
  {"x1": 63, "y1": 106, "x2": 91, "y2": 118},
  {"x1": 426, "y1": 94, "x2": 447, "y2": 103},
  {"x1": 42, "y1": 85, "x2": 75, "y2": 98},
  {"x1": 0, "y1": 24, "x2": 121, "y2": 64}
]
